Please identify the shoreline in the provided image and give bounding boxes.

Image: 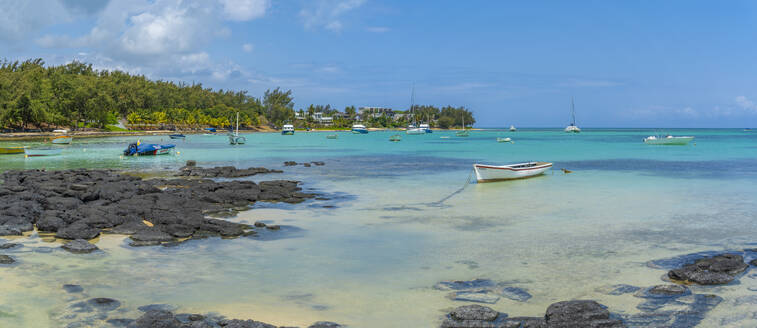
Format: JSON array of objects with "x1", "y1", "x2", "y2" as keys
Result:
[{"x1": 0, "y1": 127, "x2": 481, "y2": 141}]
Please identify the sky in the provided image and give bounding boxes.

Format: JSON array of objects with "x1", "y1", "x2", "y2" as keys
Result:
[{"x1": 1, "y1": 0, "x2": 757, "y2": 128}]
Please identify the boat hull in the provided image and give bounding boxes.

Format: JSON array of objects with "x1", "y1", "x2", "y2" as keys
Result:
[
  {"x1": 51, "y1": 136, "x2": 73, "y2": 144},
  {"x1": 644, "y1": 136, "x2": 694, "y2": 145},
  {"x1": 406, "y1": 128, "x2": 425, "y2": 135},
  {"x1": 281, "y1": 131, "x2": 294, "y2": 135},
  {"x1": 0, "y1": 147, "x2": 25, "y2": 155},
  {"x1": 351, "y1": 129, "x2": 368, "y2": 134},
  {"x1": 25, "y1": 148, "x2": 62, "y2": 157},
  {"x1": 229, "y1": 135, "x2": 246, "y2": 145},
  {"x1": 123, "y1": 143, "x2": 175, "y2": 156},
  {"x1": 326, "y1": 135, "x2": 338, "y2": 139},
  {"x1": 473, "y1": 162, "x2": 552, "y2": 182},
  {"x1": 564, "y1": 126, "x2": 581, "y2": 133},
  {"x1": 169, "y1": 135, "x2": 186, "y2": 139}
]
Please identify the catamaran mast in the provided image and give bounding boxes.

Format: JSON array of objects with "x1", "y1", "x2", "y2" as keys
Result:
[
  {"x1": 410, "y1": 84, "x2": 416, "y2": 125},
  {"x1": 570, "y1": 97, "x2": 576, "y2": 126}
]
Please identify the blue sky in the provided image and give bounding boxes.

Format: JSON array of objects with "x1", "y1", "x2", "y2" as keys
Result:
[{"x1": 2, "y1": 0, "x2": 757, "y2": 127}]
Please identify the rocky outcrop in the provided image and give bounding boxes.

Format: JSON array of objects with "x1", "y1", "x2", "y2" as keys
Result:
[
  {"x1": 0, "y1": 169, "x2": 317, "y2": 247},
  {"x1": 0, "y1": 254, "x2": 14, "y2": 264},
  {"x1": 545, "y1": 300, "x2": 625, "y2": 328},
  {"x1": 61, "y1": 239, "x2": 99, "y2": 254},
  {"x1": 176, "y1": 166, "x2": 283, "y2": 178},
  {"x1": 667, "y1": 253, "x2": 748, "y2": 285}
]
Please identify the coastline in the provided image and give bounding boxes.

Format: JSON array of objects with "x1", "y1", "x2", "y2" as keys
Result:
[{"x1": 0, "y1": 126, "x2": 481, "y2": 141}]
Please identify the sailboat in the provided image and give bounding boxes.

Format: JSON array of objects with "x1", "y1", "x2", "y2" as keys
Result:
[
  {"x1": 456, "y1": 113, "x2": 469, "y2": 137},
  {"x1": 228, "y1": 112, "x2": 246, "y2": 145},
  {"x1": 565, "y1": 97, "x2": 581, "y2": 133},
  {"x1": 509, "y1": 125, "x2": 516, "y2": 132},
  {"x1": 406, "y1": 86, "x2": 425, "y2": 135}
]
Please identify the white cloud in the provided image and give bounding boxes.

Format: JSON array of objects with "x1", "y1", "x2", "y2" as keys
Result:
[
  {"x1": 300, "y1": 0, "x2": 366, "y2": 32},
  {"x1": 242, "y1": 43, "x2": 254, "y2": 53},
  {"x1": 219, "y1": 0, "x2": 269, "y2": 21},
  {"x1": 0, "y1": 0, "x2": 70, "y2": 41},
  {"x1": 735, "y1": 96, "x2": 757, "y2": 112},
  {"x1": 366, "y1": 26, "x2": 389, "y2": 33},
  {"x1": 626, "y1": 105, "x2": 699, "y2": 119}
]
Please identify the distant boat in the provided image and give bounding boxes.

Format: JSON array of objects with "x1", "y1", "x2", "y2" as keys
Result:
[
  {"x1": 50, "y1": 129, "x2": 72, "y2": 144},
  {"x1": 473, "y1": 162, "x2": 552, "y2": 182},
  {"x1": 229, "y1": 113, "x2": 246, "y2": 145},
  {"x1": 169, "y1": 134, "x2": 186, "y2": 139},
  {"x1": 351, "y1": 124, "x2": 368, "y2": 134},
  {"x1": 123, "y1": 141, "x2": 175, "y2": 156},
  {"x1": 509, "y1": 125, "x2": 516, "y2": 132},
  {"x1": 282, "y1": 124, "x2": 295, "y2": 135},
  {"x1": 0, "y1": 147, "x2": 25, "y2": 155},
  {"x1": 406, "y1": 124, "x2": 425, "y2": 135},
  {"x1": 25, "y1": 147, "x2": 62, "y2": 157},
  {"x1": 420, "y1": 123, "x2": 432, "y2": 133},
  {"x1": 565, "y1": 97, "x2": 581, "y2": 133},
  {"x1": 326, "y1": 134, "x2": 338, "y2": 139},
  {"x1": 456, "y1": 114, "x2": 469, "y2": 137},
  {"x1": 389, "y1": 134, "x2": 402, "y2": 142},
  {"x1": 745, "y1": 128, "x2": 753, "y2": 132},
  {"x1": 643, "y1": 135, "x2": 694, "y2": 145},
  {"x1": 497, "y1": 137, "x2": 513, "y2": 143},
  {"x1": 205, "y1": 127, "x2": 216, "y2": 133}
]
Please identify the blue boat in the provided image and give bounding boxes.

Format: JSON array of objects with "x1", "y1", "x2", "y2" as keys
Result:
[
  {"x1": 169, "y1": 134, "x2": 186, "y2": 139},
  {"x1": 123, "y1": 142, "x2": 175, "y2": 156},
  {"x1": 205, "y1": 128, "x2": 216, "y2": 132},
  {"x1": 351, "y1": 124, "x2": 368, "y2": 134}
]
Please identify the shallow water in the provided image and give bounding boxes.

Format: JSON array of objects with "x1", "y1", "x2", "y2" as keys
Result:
[{"x1": 2, "y1": 129, "x2": 757, "y2": 327}]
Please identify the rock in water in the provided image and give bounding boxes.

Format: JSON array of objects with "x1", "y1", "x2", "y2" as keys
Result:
[
  {"x1": 498, "y1": 286, "x2": 532, "y2": 302},
  {"x1": 545, "y1": 300, "x2": 626, "y2": 328},
  {"x1": 0, "y1": 254, "x2": 15, "y2": 264},
  {"x1": 0, "y1": 242, "x2": 20, "y2": 249},
  {"x1": 135, "y1": 310, "x2": 181, "y2": 328},
  {"x1": 668, "y1": 253, "x2": 748, "y2": 285},
  {"x1": 63, "y1": 284, "x2": 84, "y2": 293},
  {"x1": 308, "y1": 322, "x2": 342, "y2": 328},
  {"x1": 61, "y1": 239, "x2": 99, "y2": 254},
  {"x1": 87, "y1": 298, "x2": 121, "y2": 311},
  {"x1": 440, "y1": 304, "x2": 506, "y2": 328}
]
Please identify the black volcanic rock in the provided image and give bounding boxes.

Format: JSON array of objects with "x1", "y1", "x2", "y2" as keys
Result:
[{"x1": 668, "y1": 253, "x2": 748, "y2": 285}]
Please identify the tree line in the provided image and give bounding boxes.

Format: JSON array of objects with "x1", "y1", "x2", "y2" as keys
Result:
[{"x1": 0, "y1": 58, "x2": 474, "y2": 131}]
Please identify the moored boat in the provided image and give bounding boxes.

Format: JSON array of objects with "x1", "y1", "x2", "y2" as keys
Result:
[
  {"x1": 643, "y1": 135, "x2": 694, "y2": 145},
  {"x1": 473, "y1": 162, "x2": 552, "y2": 182},
  {"x1": 406, "y1": 125, "x2": 425, "y2": 135},
  {"x1": 0, "y1": 147, "x2": 25, "y2": 155},
  {"x1": 326, "y1": 134, "x2": 338, "y2": 139},
  {"x1": 282, "y1": 124, "x2": 295, "y2": 135},
  {"x1": 509, "y1": 125, "x2": 516, "y2": 132},
  {"x1": 229, "y1": 112, "x2": 246, "y2": 145},
  {"x1": 25, "y1": 147, "x2": 62, "y2": 157},
  {"x1": 123, "y1": 141, "x2": 175, "y2": 156},
  {"x1": 564, "y1": 97, "x2": 581, "y2": 133},
  {"x1": 169, "y1": 134, "x2": 186, "y2": 139},
  {"x1": 389, "y1": 134, "x2": 402, "y2": 142},
  {"x1": 496, "y1": 137, "x2": 513, "y2": 143},
  {"x1": 351, "y1": 124, "x2": 368, "y2": 134},
  {"x1": 51, "y1": 135, "x2": 73, "y2": 144}
]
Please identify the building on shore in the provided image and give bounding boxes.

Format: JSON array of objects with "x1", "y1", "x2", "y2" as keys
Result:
[{"x1": 358, "y1": 107, "x2": 394, "y2": 120}]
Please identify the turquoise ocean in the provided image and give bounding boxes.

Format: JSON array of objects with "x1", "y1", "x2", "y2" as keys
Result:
[{"x1": 1, "y1": 128, "x2": 757, "y2": 327}]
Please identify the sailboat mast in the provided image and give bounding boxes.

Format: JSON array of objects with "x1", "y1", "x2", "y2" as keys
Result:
[
  {"x1": 570, "y1": 97, "x2": 576, "y2": 125},
  {"x1": 235, "y1": 112, "x2": 239, "y2": 135},
  {"x1": 410, "y1": 84, "x2": 416, "y2": 124}
]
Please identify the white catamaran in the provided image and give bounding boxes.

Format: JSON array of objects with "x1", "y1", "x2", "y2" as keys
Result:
[
  {"x1": 228, "y1": 112, "x2": 246, "y2": 145},
  {"x1": 565, "y1": 97, "x2": 581, "y2": 133}
]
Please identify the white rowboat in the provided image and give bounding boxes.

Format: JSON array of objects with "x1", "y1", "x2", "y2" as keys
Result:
[
  {"x1": 643, "y1": 135, "x2": 694, "y2": 145},
  {"x1": 25, "y1": 147, "x2": 62, "y2": 157},
  {"x1": 51, "y1": 136, "x2": 72, "y2": 144},
  {"x1": 473, "y1": 162, "x2": 552, "y2": 182}
]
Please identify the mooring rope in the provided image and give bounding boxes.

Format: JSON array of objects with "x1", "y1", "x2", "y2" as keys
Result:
[{"x1": 429, "y1": 168, "x2": 474, "y2": 206}]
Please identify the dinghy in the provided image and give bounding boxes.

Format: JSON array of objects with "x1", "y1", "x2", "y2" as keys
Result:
[
  {"x1": 496, "y1": 137, "x2": 513, "y2": 143},
  {"x1": 25, "y1": 147, "x2": 62, "y2": 157},
  {"x1": 389, "y1": 134, "x2": 402, "y2": 142},
  {"x1": 326, "y1": 134, "x2": 338, "y2": 139},
  {"x1": 473, "y1": 162, "x2": 552, "y2": 182},
  {"x1": 123, "y1": 141, "x2": 175, "y2": 156},
  {"x1": 169, "y1": 134, "x2": 186, "y2": 139},
  {"x1": 643, "y1": 135, "x2": 694, "y2": 145}
]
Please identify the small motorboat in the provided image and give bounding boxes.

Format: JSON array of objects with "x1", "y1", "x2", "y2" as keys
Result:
[
  {"x1": 282, "y1": 124, "x2": 295, "y2": 135},
  {"x1": 326, "y1": 134, "x2": 338, "y2": 139},
  {"x1": 389, "y1": 134, "x2": 402, "y2": 142},
  {"x1": 509, "y1": 125, "x2": 517, "y2": 132},
  {"x1": 406, "y1": 127, "x2": 425, "y2": 135},
  {"x1": 440, "y1": 136, "x2": 450, "y2": 139},
  {"x1": 643, "y1": 135, "x2": 694, "y2": 145},
  {"x1": 420, "y1": 123, "x2": 432, "y2": 133},
  {"x1": 473, "y1": 162, "x2": 553, "y2": 182},
  {"x1": 123, "y1": 141, "x2": 175, "y2": 156},
  {"x1": 205, "y1": 127, "x2": 217, "y2": 133},
  {"x1": 456, "y1": 130, "x2": 469, "y2": 137},
  {"x1": 496, "y1": 137, "x2": 513, "y2": 143},
  {"x1": 0, "y1": 147, "x2": 25, "y2": 155},
  {"x1": 51, "y1": 129, "x2": 72, "y2": 144},
  {"x1": 25, "y1": 147, "x2": 62, "y2": 157},
  {"x1": 169, "y1": 134, "x2": 186, "y2": 139},
  {"x1": 351, "y1": 124, "x2": 368, "y2": 134}
]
